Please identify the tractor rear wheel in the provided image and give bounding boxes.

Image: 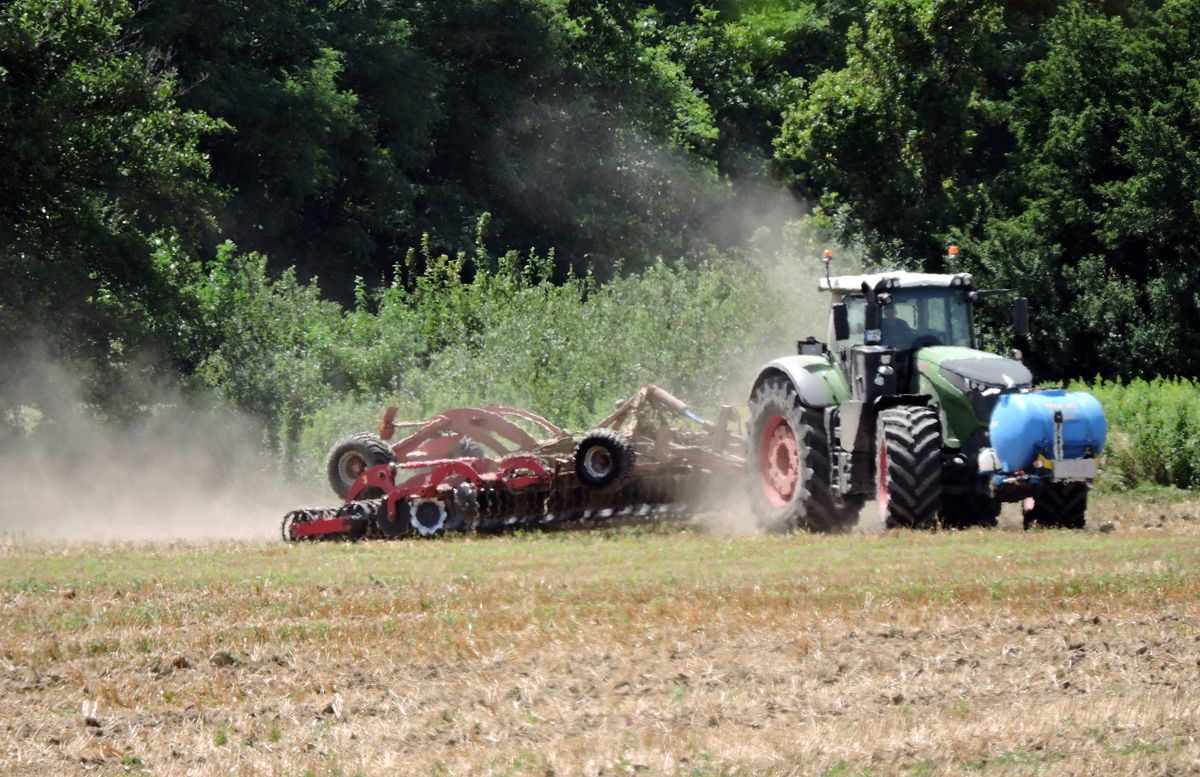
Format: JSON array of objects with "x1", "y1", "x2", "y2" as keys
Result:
[
  {"x1": 326, "y1": 433, "x2": 395, "y2": 499},
  {"x1": 1023, "y1": 484, "x2": 1087, "y2": 529},
  {"x1": 876, "y1": 406, "x2": 943, "y2": 529},
  {"x1": 939, "y1": 493, "x2": 1001, "y2": 529},
  {"x1": 748, "y1": 377, "x2": 863, "y2": 533}
]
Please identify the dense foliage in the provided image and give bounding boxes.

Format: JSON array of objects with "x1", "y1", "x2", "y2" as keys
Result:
[
  {"x1": 776, "y1": 0, "x2": 1200, "y2": 379},
  {"x1": 190, "y1": 227, "x2": 825, "y2": 476},
  {"x1": 2, "y1": 0, "x2": 1199, "y2": 487},
  {"x1": 1081, "y1": 378, "x2": 1200, "y2": 491},
  {"x1": 0, "y1": 0, "x2": 223, "y2": 413}
]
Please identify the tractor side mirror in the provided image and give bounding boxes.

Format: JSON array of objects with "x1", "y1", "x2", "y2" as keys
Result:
[
  {"x1": 832, "y1": 303, "x2": 850, "y2": 341},
  {"x1": 863, "y1": 297, "x2": 881, "y2": 338},
  {"x1": 1013, "y1": 297, "x2": 1030, "y2": 337}
]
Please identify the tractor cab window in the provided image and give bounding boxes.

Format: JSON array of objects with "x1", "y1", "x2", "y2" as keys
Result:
[
  {"x1": 885, "y1": 287, "x2": 973, "y2": 350},
  {"x1": 833, "y1": 287, "x2": 973, "y2": 352}
]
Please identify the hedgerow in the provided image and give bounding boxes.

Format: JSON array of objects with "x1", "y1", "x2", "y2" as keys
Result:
[
  {"x1": 194, "y1": 230, "x2": 828, "y2": 480},
  {"x1": 1078, "y1": 378, "x2": 1200, "y2": 491}
]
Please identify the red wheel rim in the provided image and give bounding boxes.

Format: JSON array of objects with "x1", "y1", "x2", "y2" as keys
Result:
[
  {"x1": 877, "y1": 442, "x2": 889, "y2": 522},
  {"x1": 759, "y1": 415, "x2": 799, "y2": 507}
]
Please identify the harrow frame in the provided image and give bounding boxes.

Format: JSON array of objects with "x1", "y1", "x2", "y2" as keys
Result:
[{"x1": 282, "y1": 385, "x2": 745, "y2": 541}]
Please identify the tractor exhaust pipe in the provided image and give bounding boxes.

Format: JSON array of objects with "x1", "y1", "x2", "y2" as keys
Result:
[{"x1": 1013, "y1": 296, "x2": 1029, "y2": 361}]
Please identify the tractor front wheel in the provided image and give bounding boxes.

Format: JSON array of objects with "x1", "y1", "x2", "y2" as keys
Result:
[{"x1": 876, "y1": 406, "x2": 943, "y2": 529}]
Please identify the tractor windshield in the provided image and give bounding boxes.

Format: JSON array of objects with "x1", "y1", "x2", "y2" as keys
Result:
[{"x1": 836, "y1": 287, "x2": 973, "y2": 351}]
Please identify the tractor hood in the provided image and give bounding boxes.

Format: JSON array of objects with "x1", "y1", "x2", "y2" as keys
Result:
[
  {"x1": 915, "y1": 346, "x2": 1033, "y2": 428},
  {"x1": 916, "y1": 346, "x2": 1032, "y2": 391}
]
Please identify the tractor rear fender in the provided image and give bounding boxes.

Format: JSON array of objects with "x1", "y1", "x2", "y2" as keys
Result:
[{"x1": 750, "y1": 355, "x2": 851, "y2": 409}]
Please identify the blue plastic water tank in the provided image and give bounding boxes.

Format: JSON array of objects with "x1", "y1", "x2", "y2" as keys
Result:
[{"x1": 988, "y1": 389, "x2": 1107, "y2": 473}]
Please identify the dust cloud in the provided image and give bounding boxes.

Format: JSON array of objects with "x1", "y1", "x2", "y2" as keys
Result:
[
  {"x1": 0, "y1": 109, "x2": 867, "y2": 544},
  {"x1": 497, "y1": 109, "x2": 873, "y2": 537},
  {"x1": 496, "y1": 98, "x2": 867, "y2": 386},
  {"x1": 0, "y1": 358, "x2": 310, "y2": 543}
]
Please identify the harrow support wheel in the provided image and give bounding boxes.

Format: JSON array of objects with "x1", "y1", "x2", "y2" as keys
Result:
[
  {"x1": 876, "y1": 406, "x2": 943, "y2": 529},
  {"x1": 573, "y1": 429, "x2": 636, "y2": 490},
  {"x1": 326, "y1": 432, "x2": 395, "y2": 499}
]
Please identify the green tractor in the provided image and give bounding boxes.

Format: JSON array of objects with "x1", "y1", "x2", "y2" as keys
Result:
[{"x1": 747, "y1": 248, "x2": 1107, "y2": 532}]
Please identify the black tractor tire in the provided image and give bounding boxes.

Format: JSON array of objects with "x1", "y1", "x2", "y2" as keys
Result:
[
  {"x1": 573, "y1": 429, "x2": 636, "y2": 490},
  {"x1": 939, "y1": 492, "x2": 1001, "y2": 529},
  {"x1": 326, "y1": 432, "x2": 395, "y2": 499},
  {"x1": 1023, "y1": 483, "x2": 1088, "y2": 530},
  {"x1": 876, "y1": 406, "x2": 944, "y2": 529},
  {"x1": 747, "y1": 377, "x2": 864, "y2": 534}
]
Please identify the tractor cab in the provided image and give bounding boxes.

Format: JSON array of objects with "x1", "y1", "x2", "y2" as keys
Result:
[{"x1": 821, "y1": 271, "x2": 978, "y2": 393}]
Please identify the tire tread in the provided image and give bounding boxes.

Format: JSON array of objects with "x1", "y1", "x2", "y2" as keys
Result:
[
  {"x1": 1023, "y1": 483, "x2": 1088, "y2": 529},
  {"x1": 326, "y1": 432, "x2": 395, "y2": 498},
  {"x1": 748, "y1": 377, "x2": 863, "y2": 533},
  {"x1": 878, "y1": 406, "x2": 943, "y2": 529}
]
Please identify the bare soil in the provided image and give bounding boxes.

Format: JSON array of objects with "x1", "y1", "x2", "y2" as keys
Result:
[{"x1": 1, "y1": 494, "x2": 1198, "y2": 775}]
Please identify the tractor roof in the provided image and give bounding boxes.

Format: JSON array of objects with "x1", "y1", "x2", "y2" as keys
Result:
[{"x1": 818, "y1": 270, "x2": 974, "y2": 292}]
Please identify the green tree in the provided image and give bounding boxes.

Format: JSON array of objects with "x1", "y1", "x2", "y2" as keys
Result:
[
  {"x1": 774, "y1": 0, "x2": 1006, "y2": 265},
  {"x1": 408, "y1": 0, "x2": 727, "y2": 276},
  {"x1": 0, "y1": 0, "x2": 222, "y2": 417},
  {"x1": 968, "y1": 0, "x2": 1200, "y2": 379},
  {"x1": 135, "y1": 0, "x2": 737, "y2": 287},
  {"x1": 135, "y1": 0, "x2": 440, "y2": 289},
  {"x1": 658, "y1": 1, "x2": 877, "y2": 182}
]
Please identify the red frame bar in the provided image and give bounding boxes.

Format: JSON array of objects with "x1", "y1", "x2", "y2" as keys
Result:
[
  {"x1": 290, "y1": 516, "x2": 352, "y2": 539},
  {"x1": 343, "y1": 455, "x2": 555, "y2": 522}
]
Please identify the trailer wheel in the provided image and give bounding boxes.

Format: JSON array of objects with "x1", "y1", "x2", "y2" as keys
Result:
[
  {"x1": 1023, "y1": 483, "x2": 1087, "y2": 530},
  {"x1": 326, "y1": 432, "x2": 395, "y2": 498},
  {"x1": 876, "y1": 406, "x2": 943, "y2": 529},
  {"x1": 747, "y1": 377, "x2": 863, "y2": 533},
  {"x1": 573, "y1": 429, "x2": 636, "y2": 490}
]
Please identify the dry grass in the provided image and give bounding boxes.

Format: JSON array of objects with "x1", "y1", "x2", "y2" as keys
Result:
[{"x1": 1, "y1": 495, "x2": 1199, "y2": 775}]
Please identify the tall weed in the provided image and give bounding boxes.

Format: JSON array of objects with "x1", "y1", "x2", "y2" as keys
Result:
[
  {"x1": 196, "y1": 233, "x2": 829, "y2": 481},
  {"x1": 1076, "y1": 378, "x2": 1200, "y2": 490}
]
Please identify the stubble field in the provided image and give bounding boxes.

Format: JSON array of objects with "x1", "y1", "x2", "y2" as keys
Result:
[{"x1": 1, "y1": 494, "x2": 1198, "y2": 776}]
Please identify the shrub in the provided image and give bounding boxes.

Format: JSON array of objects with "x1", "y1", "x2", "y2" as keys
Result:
[
  {"x1": 197, "y1": 231, "x2": 831, "y2": 481},
  {"x1": 1077, "y1": 377, "x2": 1200, "y2": 491}
]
